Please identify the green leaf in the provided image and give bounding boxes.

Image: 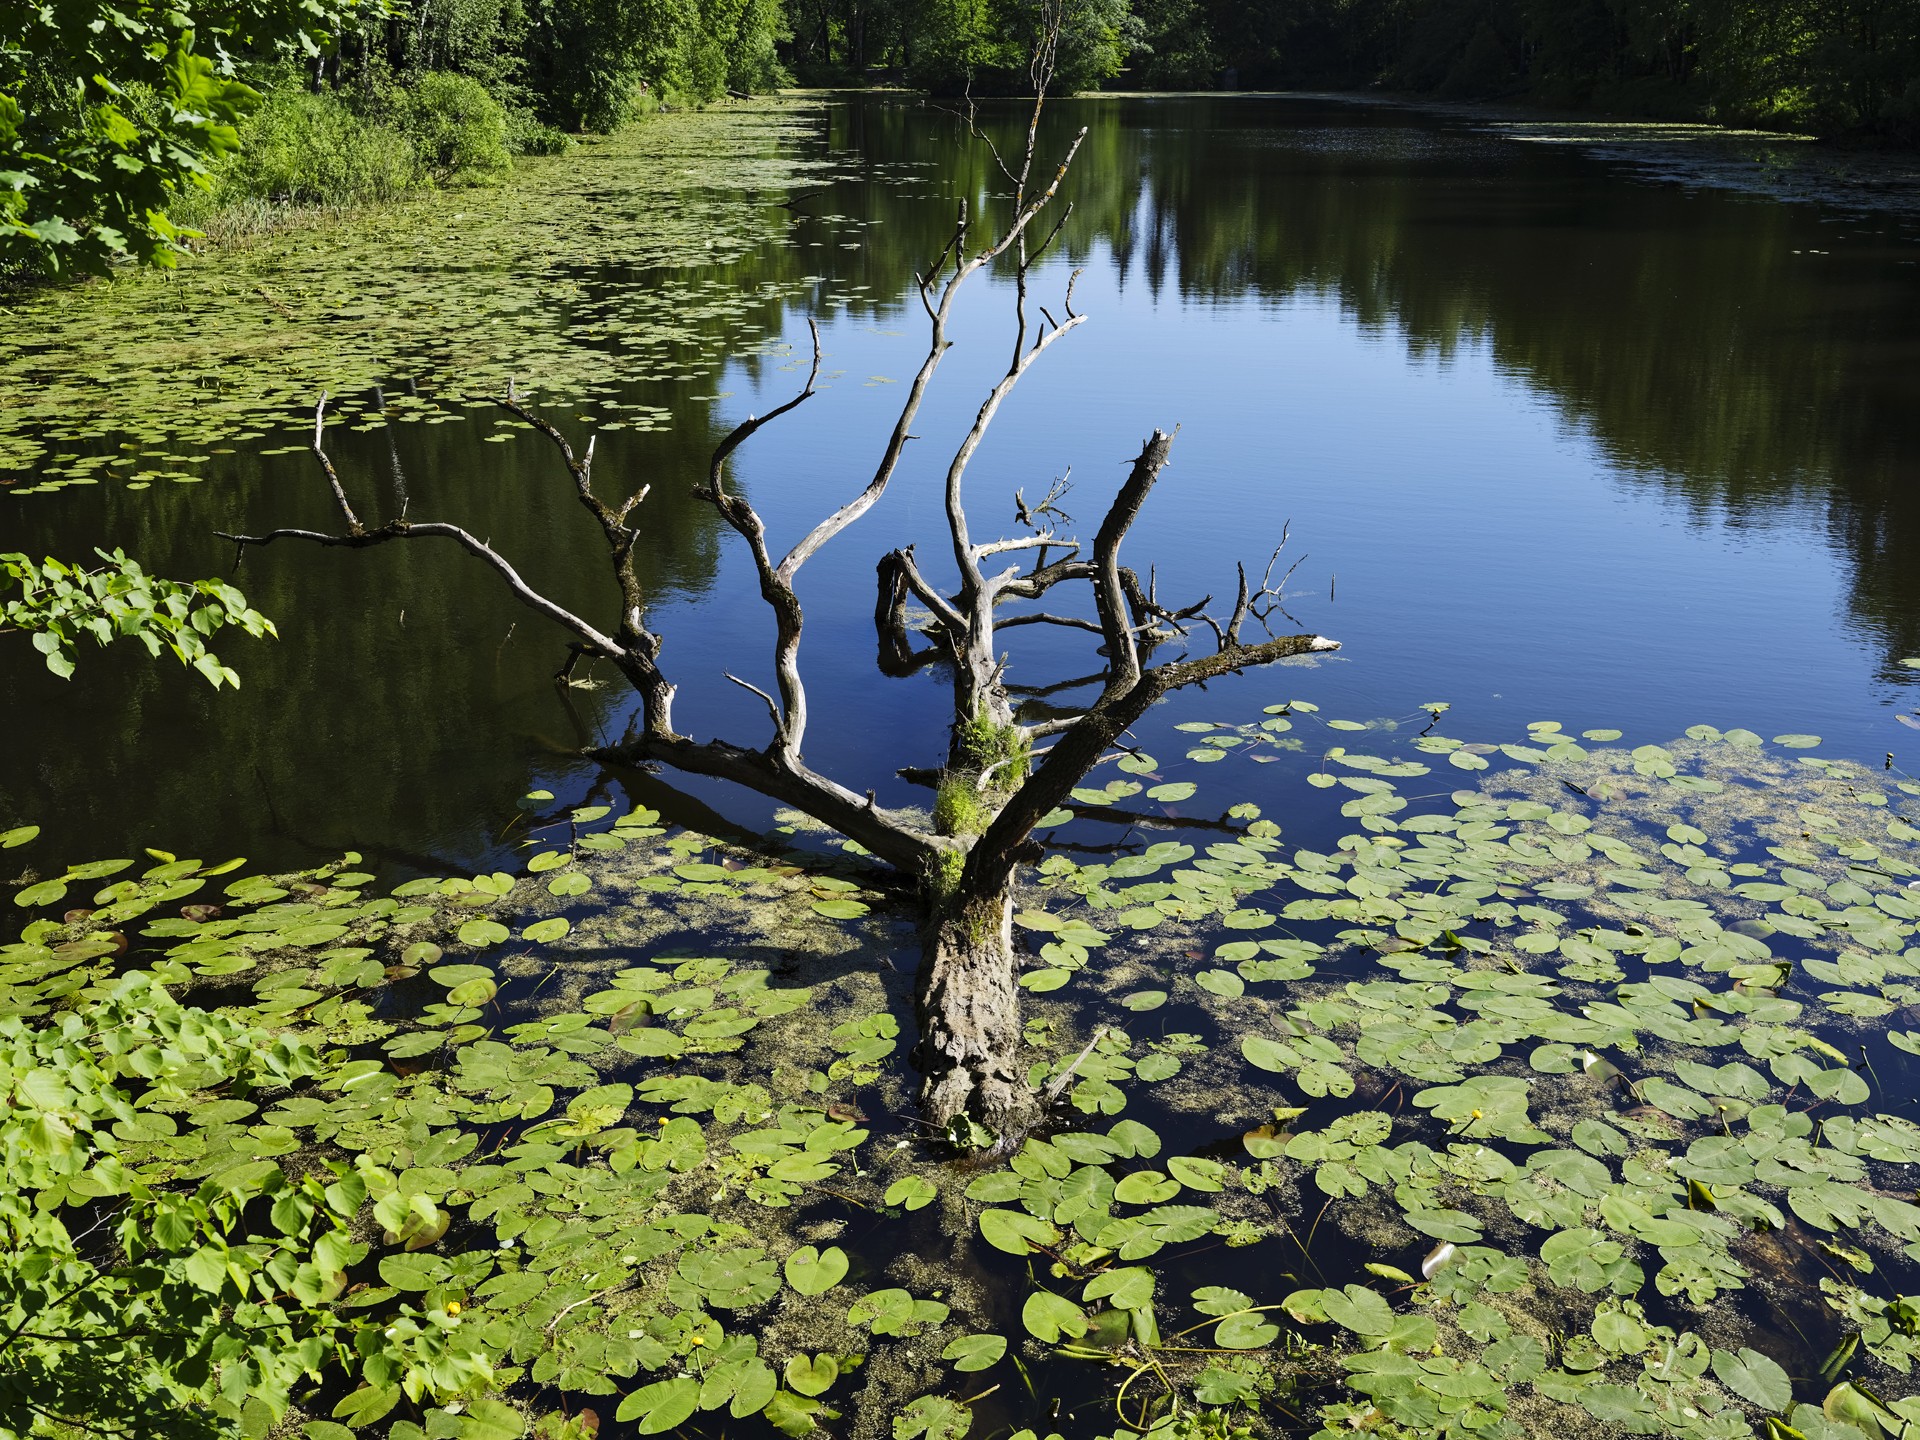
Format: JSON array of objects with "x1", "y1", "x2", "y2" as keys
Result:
[
  {"x1": 784, "y1": 1245, "x2": 850, "y2": 1295},
  {"x1": 332, "y1": 1384, "x2": 400, "y2": 1426},
  {"x1": 1195, "y1": 968, "x2": 1244, "y2": 998},
  {"x1": 979, "y1": 1208, "x2": 1060, "y2": 1255},
  {"x1": 885, "y1": 1176, "x2": 937, "y2": 1211},
  {"x1": 783, "y1": 1354, "x2": 838, "y2": 1397},
  {"x1": 522, "y1": 917, "x2": 570, "y2": 942},
  {"x1": 894, "y1": 1395, "x2": 971, "y2": 1440},
  {"x1": 1167, "y1": 1156, "x2": 1226, "y2": 1192},
  {"x1": 1113, "y1": 1171, "x2": 1180, "y2": 1205},
  {"x1": 454, "y1": 1400, "x2": 526, "y2": 1440},
  {"x1": 457, "y1": 918, "x2": 509, "y2": 947},
  {"x1": 1084, "y1": 1266, "x2": 1155, "y2": 1309},
  {"x1": 1215, "y1": 1312, "x2": 1281, "y2": 1348},
  {"x1": 1022, "y1": 1290, "x2": 1088, "y2": 1343},
  {"x1": 14, "y1": 878, "x2": 67, "y2": 907},
  {"x1": 615, "y1": 1376, "x2": 701, "y2": 1431},
  {"x1": 1712, "y1": 1346, "x2": 1793, "y2": 1411},
  {"x1": 812, "y1": 898, "x2": 870, "y2": 920},
  {"x1": 1193, "y1": 1286, "x2": 1254, "y2": 1316},
  {"x1": 1321, "y1": 1283, "x2": 1395, "y2": 1337},
  {"x1": 940, "y1": 1333, "x2": 1007, "y2": 1372}
]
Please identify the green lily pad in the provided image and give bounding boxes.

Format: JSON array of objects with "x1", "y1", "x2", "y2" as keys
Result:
[
  {"x1": 940, "y1": 1333, "x2": 1007, "y2": 1372},
  {"x1": 783, "y1": 1353, "x2": 838, "y2": 1397},
  {"x1": 784, "y1": 1245, "x2": 849, "y2": 1296}
]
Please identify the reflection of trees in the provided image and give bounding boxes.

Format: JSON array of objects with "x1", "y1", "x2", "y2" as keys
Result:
[
  {"x1": 0, "y1": 353, "x2": 762, "y2": 875},
  {"x1": 827, "y1": 94, "x2": 1920, "y2": 671},
  {"x1": 10, "y1": 92, "x2": 1918, "y2": 877}
]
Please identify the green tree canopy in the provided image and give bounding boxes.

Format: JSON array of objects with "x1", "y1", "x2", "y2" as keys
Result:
[{"x1": 1, "y1": 0, "x2": 368, "y2": 275}]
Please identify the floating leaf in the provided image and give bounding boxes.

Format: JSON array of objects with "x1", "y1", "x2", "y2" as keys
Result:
[
  {"x1": 14, "y1": 879, "x2": 66, "y2": 908},
  {"x1": 1080, "y1": 1266, "x2": 1154, "y2": 1311},
  {"x1": 1712, "y1": 1347, "x2": 1793, "y2": 1411},
  {"x1": 615, "y1": 1377, "x2": 701, "y2": 1432},
  {"x1": 1215, "y1": 1312, "x2": 1281, "y2": 1349},
  {"x1": 457, "y1": 918, "x2": 509, "y2": 948},
  {"x1": 940, "y1": 1333, "x2": 1006, "y2": 1372},
  {"x1": 885, "y1": 1176, "x2": 937, "y2": 1211},
  {"x1": 979, "y1": 1209, "x2": 1060, "y2": 1255},
  {"x1": 1022, "y1": 1290, "x2": 1088, "y2": 1343},
  {"x1": 783, "y1": 1354, "x2": 838, "y2": 1397}
]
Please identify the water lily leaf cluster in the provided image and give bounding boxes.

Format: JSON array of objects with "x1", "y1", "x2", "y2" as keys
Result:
[
  {"x1": 7, "y1": 707, "x2": 1920, "y2": 1439},
  {"x1": 0, "y1": 105, "x2": 854, "y2": 496}
]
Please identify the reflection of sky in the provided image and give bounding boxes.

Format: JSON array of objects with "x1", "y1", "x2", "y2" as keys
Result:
[
  {"x1": 684, "y1": 223, "x2": 1916, "y2": 831},
  {"x1": 9, "y1": 96, "x2": 1917, "y2": 875}
]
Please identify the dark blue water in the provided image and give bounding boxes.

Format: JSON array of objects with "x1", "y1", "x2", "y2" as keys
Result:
[{"x1": 6, "y1": 94, "x2": 1919, "y2": 871}]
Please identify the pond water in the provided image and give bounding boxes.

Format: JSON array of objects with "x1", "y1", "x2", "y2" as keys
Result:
[
  {"x1": 4, "y1": 93, "x2": 1919, "y2": 873},
  {"x1": 9, "y1": 94, "x2": 1920, "y2": 1440}
]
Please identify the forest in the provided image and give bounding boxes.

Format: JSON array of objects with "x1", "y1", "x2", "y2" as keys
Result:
[
  {"x1": 792, "y1": 0, "x2": 1920, "y2": 139},
  {"x1": 8, "y1": 0, "x2": 1920, "y2": 280}
]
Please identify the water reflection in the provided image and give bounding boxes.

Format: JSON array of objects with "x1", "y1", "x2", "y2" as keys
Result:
[
  {"x1": 5, "y1": 94, "x2": 1919, "y2": 876},
  {"x1": 824, "y1": 95, "x2": 1920, "y2": 668}
]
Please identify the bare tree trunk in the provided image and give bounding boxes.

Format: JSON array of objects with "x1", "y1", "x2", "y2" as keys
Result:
[{"x1": 915, "y1": 880, "x2": 1035, "y2": 1134}]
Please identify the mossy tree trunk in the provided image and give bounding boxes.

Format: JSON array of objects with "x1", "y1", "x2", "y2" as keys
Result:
[{"x1": 914, "y1": 882, "x2": 1034, "y2": 1134}]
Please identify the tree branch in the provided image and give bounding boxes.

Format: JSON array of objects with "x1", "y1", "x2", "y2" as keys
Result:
[
  {"x1": 1091, "y1": 430, "x2": 1176, "y2": 701},
  {"x1": 216, "y1": 519, "x2": 623, "y2": 657},
  {"x1": 307, "y1": 393, "x2": 361, "y2": 534}
]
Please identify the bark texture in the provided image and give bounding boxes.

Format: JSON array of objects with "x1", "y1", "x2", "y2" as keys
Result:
[{"x1": 914, "y1": 887, "x2": 1038, "y2": 1134}]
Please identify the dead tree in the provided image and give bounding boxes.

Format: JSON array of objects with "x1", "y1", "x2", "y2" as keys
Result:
[{"x1": 219, "y1": 22, "x2": 1337, "y2": 1134}]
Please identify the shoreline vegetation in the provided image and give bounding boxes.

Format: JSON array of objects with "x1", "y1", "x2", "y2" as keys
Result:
[
  {"x1": 5, "y1": 0, "x2": 1918, "y2": 288},
  {"x1": 65, "y1": 81, "x2": 1920, "y2": 293},
  {"x1": 156, "y1": 86, "x2": 1920, "y2": 284}
]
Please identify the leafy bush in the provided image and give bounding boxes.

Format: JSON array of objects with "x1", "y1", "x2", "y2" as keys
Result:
[
  {"x1": 2, "y1": 549, "x2": 276, "y2": 688},
  {"x1": 219, "y1": 86, "x2": 419, "y2": 206},
  {"x1": 382, "y1": 72, "x2": 513, "y2": 184},
  {"x1": 505, "y1": 107, "x2": 575, "y2": 155}
]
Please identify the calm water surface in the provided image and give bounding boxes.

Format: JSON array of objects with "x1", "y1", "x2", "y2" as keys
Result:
[{"x1": 5, "y1": 94, "x2": 1920, "y2": 872}]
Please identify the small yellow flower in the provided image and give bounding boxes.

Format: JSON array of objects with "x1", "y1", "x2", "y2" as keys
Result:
[
  {"x1": 1470, "y1": 1109, "x2": 1482, "y2": 1119},
  {"x1": 689, "y1": 1335, "x2": 706, "y2": 1347},
  {"x1": 657, "y1": 1117, "x2": 670, "y2": 1126},
  {"x1": 446, "y1": 1301, "x2": 461, "y2": 1316}
]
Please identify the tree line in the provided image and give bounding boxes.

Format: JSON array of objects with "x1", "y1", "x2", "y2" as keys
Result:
[
  {"x1": 1, "y1": 0, "x2": 788, "y2": 281},
  {"x1": 7, "y1": 0, "x2": 1918, "y2": 280},
  {"x1": 795, "y1": 0, "x2": 1920, "y2": 140}
]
